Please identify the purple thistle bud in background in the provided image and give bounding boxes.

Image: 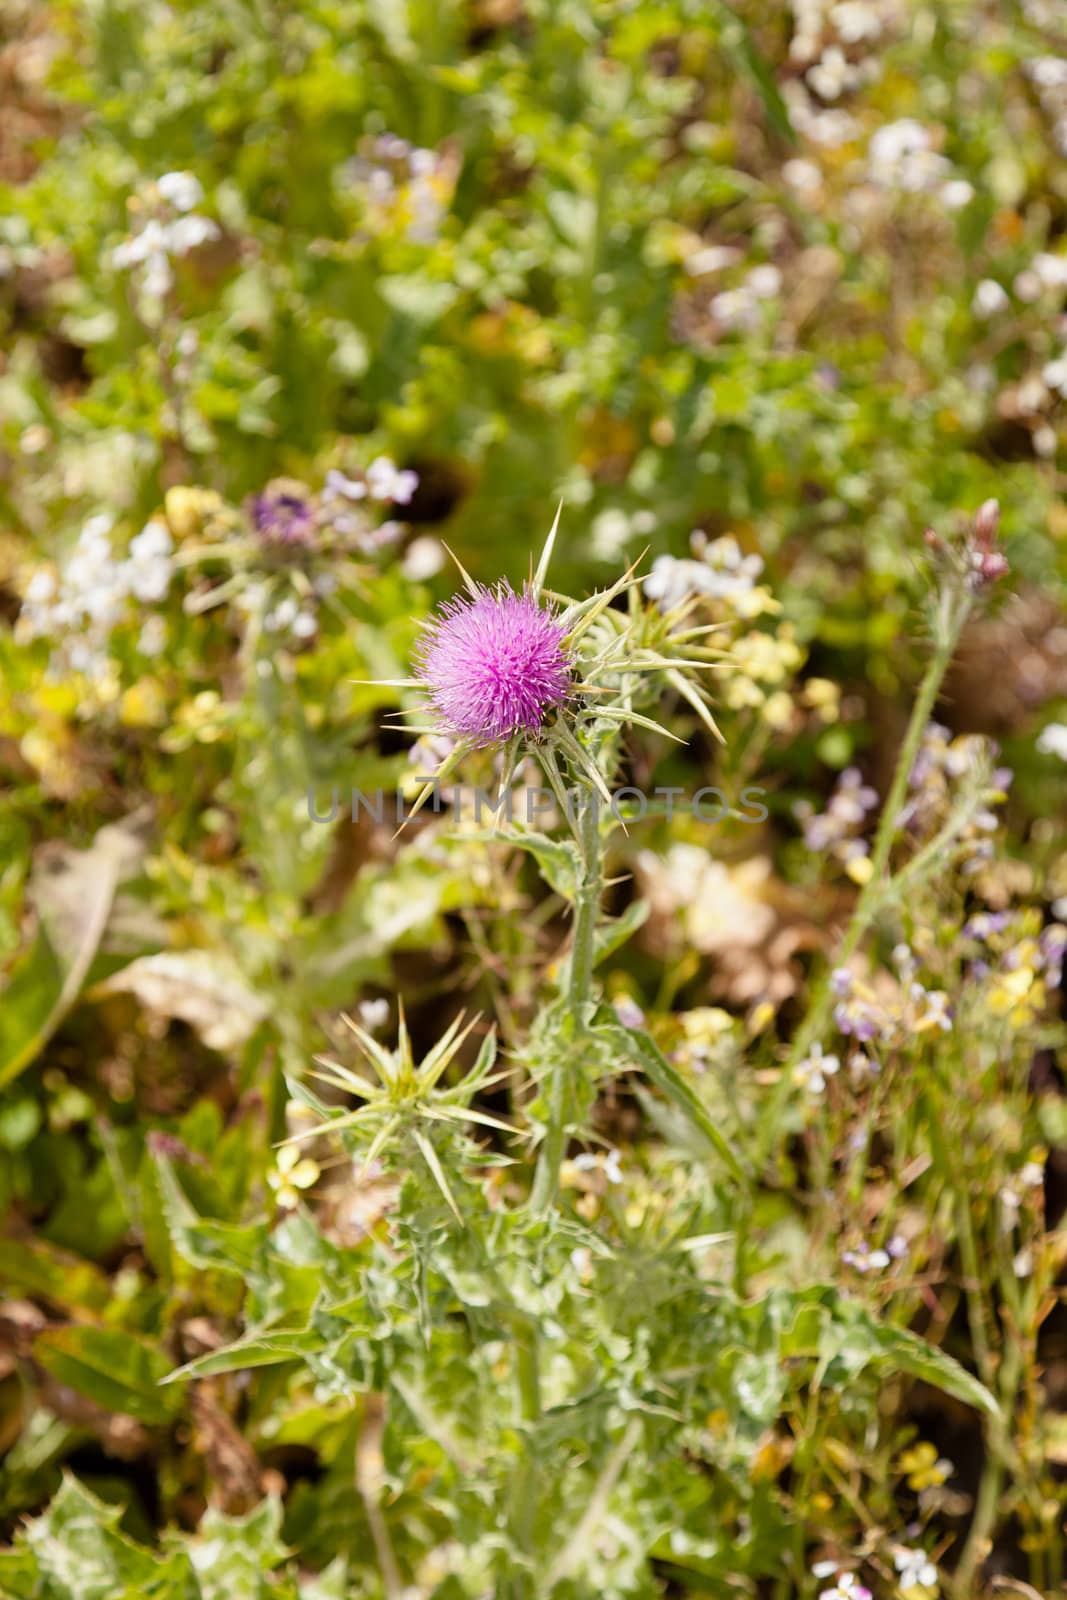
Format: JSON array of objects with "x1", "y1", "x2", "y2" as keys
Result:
[
  {"x1": 250, "y1": 479, "x2": 317, "y2": 548},
  {"x1": 967, "y1": 497, "x2": 1008, "y2": 589},
  {"x1": 416, "y1": 583, "x2": 572, "y2": 747}
]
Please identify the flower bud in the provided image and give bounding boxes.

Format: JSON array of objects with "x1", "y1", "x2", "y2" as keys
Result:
[
  {"x1": 978, "y1": 550, "x2": 1009, "y2": 584},
  {"x1": 973, "y1": 498, "x2": 1000, "y2": 547}
]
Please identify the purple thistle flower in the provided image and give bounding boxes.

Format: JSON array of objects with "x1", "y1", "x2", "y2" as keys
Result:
[
  {"x1": 250, "y1": 480, "x2": 317, "y2": 548},
  {"x1": 415, "y1": 583, "x2": 572, "y2": 747}
]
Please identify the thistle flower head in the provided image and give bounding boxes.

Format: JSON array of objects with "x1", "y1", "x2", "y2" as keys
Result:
[
  {"x1": 415, "y1": 582, "x2": 572, "y2": 747},
  {"x1": 250, "y1": 479, "x2": 317, "y2": 549}
]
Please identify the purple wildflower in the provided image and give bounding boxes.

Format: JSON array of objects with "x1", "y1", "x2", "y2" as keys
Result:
[
  {"x1": 962, "y1": 911, "x2": 1012, "y2": 940},
  {"x1": 833, "y1": 998, "x2": 882, "y2": 1042},
  {"x1": 416, "y1": 583, "x2": 572, "y2": 747},
  {"x1": 250, "y1": 480, "x2": 317, "y2": 548}
]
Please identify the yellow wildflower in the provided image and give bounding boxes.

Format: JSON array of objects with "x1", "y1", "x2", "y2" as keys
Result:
[
  {"x1": 267, "y1": 1146, "x2": 320, "y2": 1210},
  {"x1": 899, "y1": 1441, "x2": 953, "y2": 1491}
]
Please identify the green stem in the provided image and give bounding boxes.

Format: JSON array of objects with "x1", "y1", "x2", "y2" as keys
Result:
[
  {"x1": 567, "y1": 800, "x2": 600, "y2": 1018},
  {"x1": 924, "y1": 1057, "x2": 1020, "y2": 1599},
  {"x1": 953, "y1": 1442, "x2": 1005, "y2": 1600},
  {"x1": 514, "y1": 1326, "x2": 542, "y2": 1421},
  {"x1": 955, "y1": 1190, "x2": 995, "y2": 1389},
  {"x1": 754, "y1": 591, "x2": 970, "y2": 1171},
  {"x1": 580, "y1": 133, "x2": 611, "y2": 325},
  {"x1": 953, "y1": 1330, "x2": 1020, "y2": 1600},
  {"x1": 501, "y1": 1317, "x2": 542, "y2": 1600},
  {"x1": 546, "y1": 1418, "x2": 642, "y2": 1586},
  {"x1": 530, "y1": 791, "x2": 602, "y2": 1213}
]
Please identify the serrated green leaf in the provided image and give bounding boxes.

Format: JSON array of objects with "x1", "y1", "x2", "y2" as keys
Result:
[{"x1": 34, "y1": 1327, "x2": 184, "y2": 1425}]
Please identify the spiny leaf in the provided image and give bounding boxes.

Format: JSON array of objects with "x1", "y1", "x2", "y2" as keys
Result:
[
  {"x1": 532, "y1": 498, "x2": 564, "y2": 598},
  {"x1": 412, "y1": 1127, "x2": 463, "y2": 1222},
  {"x1": 598, "y1": 1021, "x2": 747, "y2": 1184}
]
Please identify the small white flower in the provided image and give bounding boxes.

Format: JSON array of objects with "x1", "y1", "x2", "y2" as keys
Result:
[
  {"x1": 842, "y1": 1240, "x2": 893, "y2": 1273},
  {"x1": 157, "y1": 170, "x2": 204, "y2": 211},
  {"x1": 941, "y1": 178, "x2": 974, "y2": 209},
  {"x1": 807, "y1": 46, "x2": 853, "y2": 101},
  {"x1": 127, "y1": 519, "x2": 174, "y2": 603},
  {"x1": 66, "y1": 638, "x2": 110, "y2": 678},
  {"x1": 141, "y1": 251, "x2": 174, "y2": 299},
  {"x1": 1042, "y1": 355, "x2": 1067, "y2": 397},
  {"x1": 402, "y1": 535, "x2": 446, "y2": 581},
  {"x1": 1038, "y1": 722, "x2": 1067, "y2": 761},
  {"x1": 265, "y1": 596, "x2": 299, "y2": 632},
  {"x1": 869, "y1": 118, "x2": 928, "y2": 171},
  {"x1": 81, "y1": 511, "x2": 116, "y2": 546},
  {"x1": 112, "y1": 217, "x2": 167, "y2": 269},
  {"x1": 816, "y1": 1572, "x2": 872, "y2": 1600},
  {"x1": 783, "y1": 158, "x2": 823, "y2": 192},
  {"x1": 645, "y1": 536, "x2": 765, "y2": 613},
  {"x1": 127, "y1": 562, "x2": 172, "y2": 603},
  {"x1": 1014, "y1": 268, "x2": 1042, "y2": 303},
  {"x1": 25, "y1": 570, "x2": 56, "y2": 604},
  {"x1": 644, "y1": 555, "x2": 715, "y2": 611},
  {"x1": 366, "y1": 167, "x2": 395, "y2": 201},
  {"x1": 832, "y1": 1, "x2": 883, "y2": 42},
  {"x1": 358, "y1": 998, "x2": 390, "y2": 1030},
  {"x1": 710, "y1": 286, "x2": 759, "y2": 330},
  {"x1": 1028, "y1": 57, "x2": 1067, "y2": 90},
  {"x1": 590, "y1": 508, "x2": 633, "y2": 560},
  {"x1": 805, "y1": 107, "x2": 859, "y2": 147},
  {"x1": 747, "y1": 263, "x2": 782, "y2": 298},
  {"x1": 868, "y1": 120, "x2": 952, "y2": 193},
  {"x1": 973, "y1": 279, "x2": 1008, "y2": 317},
  {"x1": 165, "y1": 214, "x2": 220, "y2": 256},
  {"x1": 138, "y1": 615, "x2": 168, "y2": 656},
  {"x1": 572, "y1": 1149, "x2": 624, "y2": 1185},
  {"x1": 409, "y1": 147, "x2": 438, "y2": 178},
  {"x1": 893, "y1": 1545, "x2": 938, "y2": 1590},
  {"x1": 1033, "y1": 252, "x2": 1067, "y2": 288},
  {"x1": 684, "y1": 244, "x2": 743, "y2": 276},
  {"x1": 794, "y1": 1042, "x2": 840, "y2": 1094},
  {"x1": 366, "y1": 455, "x2": 418, "y2": 504},
  {"x1": 323, "y1": 468, "x2": 368, "y2": 502},
  {"x1": 129, "y1": 520, "x2": 174, "y2": 563}
]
